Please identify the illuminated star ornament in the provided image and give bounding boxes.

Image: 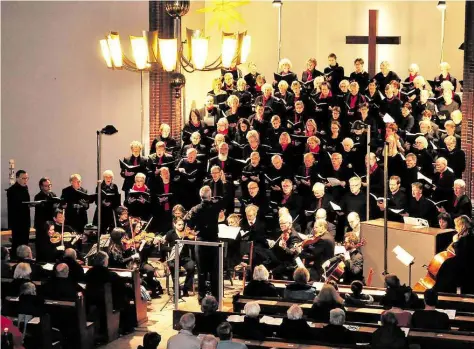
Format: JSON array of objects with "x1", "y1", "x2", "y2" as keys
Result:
[{"x1": 197, "y1": 0, "x2": 250, "y2": 31}]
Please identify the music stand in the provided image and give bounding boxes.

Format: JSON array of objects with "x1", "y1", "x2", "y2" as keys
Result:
[{"x1": 393, "y1": 245, "x2": 415, "y2": 287}]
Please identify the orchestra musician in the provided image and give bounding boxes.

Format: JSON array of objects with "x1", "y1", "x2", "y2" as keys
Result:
[
  {"x1": 40, "y1": 208, "x2": 78, "y2": 262},
  {"x1": 161, "y1": 218, "x2": 196, "y2": 297},
  {"x1": 267, "y1": 214, "x2": 302, "y2": 280},
  {"x1": 115, "y1": 206, "x2": 132, "y2": 237}
]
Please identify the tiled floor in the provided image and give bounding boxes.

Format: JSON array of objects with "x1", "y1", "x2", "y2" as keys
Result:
[{"x1": 98, "y1": 280, "x2": 243, "y2": 349}]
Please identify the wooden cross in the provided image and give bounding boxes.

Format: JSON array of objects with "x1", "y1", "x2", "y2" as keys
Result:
[{"x1": 346, "y1": 9, "x2": 401, "y2": 77}]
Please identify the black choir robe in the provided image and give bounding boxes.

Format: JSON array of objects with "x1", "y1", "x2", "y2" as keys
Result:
[
  {"x1": 408, "y1": 196, "x2": 437, "y2": 226},
  {"x1": 244, "y1": 72, "x2": 259, "y2": 89},
  {"x1": 274, "y1": 143, "x2": 297, "y2": 173},
  {"x1": 146, "y1": 153, "x2": 175, "y2": 180},
  {"x1": 433, "y1": 74, "x2": 458, "y2": 96},
  {"x1": 364, "y1": 91, "x2": 383, "y2": 126},
  {"x1": 275, "y1": 91, "x2": 295, "y2": 119},
  {"x1": 203, "y1": 178, "x2": 233, "y2": 215},
  {"x1": 323, "y1": 166, "x2": 351, "y2": 202},
  {"x1": 266, "y1": 164, "x2": 292, "y2": 201},
  {"x1": 350, "y1": 71, "x2": 370, "y2": 92},
  {"x1": 413, "y1": 149, "x2": 434, "y2": 176},
  {"x1": 120, "y1": 155, "x2": 147, "y2": 192},
  {"x1": 324, "y1": 64, "x2": 345, "y2": 93},
  {"x1": 254, "y1": 95, "x2": 285, "y2": 121},
  {"x1": 124, "y1": 187, "x2": 151, "y2": 220},
  {"x1": 182, "y1": 121, "x2": 205, "y2": 145},
  {"x1": 34, "y1": 190, "x2": 58, "y2": 234},
  {"x1": 61, "y1": 186, "x2": 89, "y2": 233},
  {"x1": 448, "y1": 194, "x2": 472, "y2": 220},
  {"x1": 265, "y1": 126, "x2": 286, "y2": 149},
  {"x1": 199, "y1": 106, "x2": 224, "y2": 137},
  {"x1": 249, "y1": 114, "x2": 270, "y2": 137},
  {"x1": 438, "y1": 148, "x2": 466, "y2": 179},
  {"x1": 401, "y1": 166, "x2": 419, "y2": 192},
  {"x1": 380, "y1": 96, "x2": 403, "y2": 125},
  {"x1": 176, "y1": 158, "x2": 204, "y2": 209},
  {"x1": 368, "y1": 166, "x2": 384, "y2": 196},
  {"x1": 239, "y1": 191, "x2": 267, "y2": 217},
  {"x1": 382, "y1": 189, "x2": 409, "y2": 222},
  {"x1": 150, "y1": 179, "x2": 177, "y2": 233},
  {"x1": 241, "y1": 163, "x2": 266, "y2": 198},
  {"x1": 307, "y1": 193, "x2": 336, "y2": 224},
  {"x1": 232, "y1": 90, "x2": 253, "y2": 118},
  {"x1": 310, "y1": 92, "x2": 334, "y2": 130},
  {"x1": 150, "y1": 135, "x2": 178, "y2": 155},
  {"x1": 341, "y1": 190, "x2": 367, "y2": 222},
  {"x1": 278, "y1": 192, "x2": 303, "y2": 224},
  {"x1": 92, "y1": 182, "x2": 121, "y2": 234},
  {"x1": 372, "y1": 71, "x2": 401, "y2": 95},
  {"x1": 295, "y1": 164, "x2": 320, "y2": 206},
  {"x1": 432, "y1": 170, "x2": 455, "y2": 203}
]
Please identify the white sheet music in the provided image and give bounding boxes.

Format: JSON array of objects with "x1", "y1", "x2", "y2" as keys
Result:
[
  {"x1": 260, "y1": 316, "x2": 283, "y2": 325},
  {"x1": 437, "y1": 309, "x2": 456, "y2": 319},
  {"x1": 218, "y1": 224, "x2": 241, "y2": 240},
  {"x1": 327, "y1": 177, "x2": 343, "y2": 187},
  {"x1": 330, "y1": 201, "x2": 342, "y2": 211}
]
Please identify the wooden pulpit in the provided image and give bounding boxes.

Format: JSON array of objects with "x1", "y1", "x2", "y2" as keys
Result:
[{"x1": 360, "y1": 219, "x2": 454, "y2": 288}]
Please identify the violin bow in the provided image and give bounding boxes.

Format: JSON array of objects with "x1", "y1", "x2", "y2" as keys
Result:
[{"x1": 143, "y1": 217, "x2": 153, "y2": 232}]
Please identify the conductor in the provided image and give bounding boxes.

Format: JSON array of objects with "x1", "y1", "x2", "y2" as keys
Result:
[{"x1": 184, "y1": 185, "x2": 223, "y2": 303}]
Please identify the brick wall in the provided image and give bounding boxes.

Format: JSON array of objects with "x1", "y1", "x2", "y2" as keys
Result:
[
  {"x1": 461, "y1": 1, "x2": 473, "y2": 211},
  {"x1": 149, "y1": 1, "x2": 183, "y2": 147}
]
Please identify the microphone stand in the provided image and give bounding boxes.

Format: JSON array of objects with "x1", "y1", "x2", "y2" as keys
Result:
[
  {"x1": 383, "y1": 142, "x2": 389, "y2": 275},
  {"x1": 366, "y1": 125, "x2": 371, "y2": 221}
]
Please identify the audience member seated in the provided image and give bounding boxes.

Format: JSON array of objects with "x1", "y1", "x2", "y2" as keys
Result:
[
  {"x1": 234, "y1": 301, "x2": 266, "y2": 341},
  {"x1": 137, "y1": 331, "x2": 161, "y2": 349},
  {"x1": 380, "y1": 274, "x2": 423, "y2": 310},
  {"x1": 1, "y1": 246, "x2": 13, "y2": 278},
  {"x1": 411, "y1": 289, "x2": 450, "y2": 330},
  {"x1": 193, "y1": 295, "x2": 223, "y2": 335},
  {"x1": 344, "y1": 280, "x2": 374, "y2": 306},
  {"x1": 13, "y1": 245, "x2": 48, "y2": 280},
  {"x1": 371, "y1": 311, "x2": 409, "y2": 349},
  {"x1": 283, "y1": 267, "x2": 316, "y2": 301},
  {"x1": 201, "y1": 334, "x2": 218, "y2": 349},
  {"x1": 319, "y1": 308, "x2": 354, "y2": 345},
  {"x1": 42, "y1": 263, "x2": 84, "y2": 301},
  {"x1": 310, "y1": 284, "x2": 345, "y2": 322},
  {"x1": 216, "y1": 322, "x2": 248, "y2": 349},
  {"x1": 11, "y1": 262, "x2": 32, "y2": 296},
  {"x1": 381, "y1": 291, "x2": 412, "y2": 327},
  {"x1": 278, "y1": 304, "x2": 311, "y2": 341},
  {"x1": 1, "y1": 315, "x2": 25, "y2": 349},
  {"x1": 84, "y1": 251, "x2": 131, "y2": 334},
  {"x1": 17, "y1": 282, "x2": 46, "y2": 349},
  {"x1": 243, "y1": 265, "x2": 279, "y2": 298},
  {"x1": 57, "y1": 248, "x2": 85, "y2": 283},
  {"x1": 167, "y1": 313, "x2": 201, "y2": 349}
]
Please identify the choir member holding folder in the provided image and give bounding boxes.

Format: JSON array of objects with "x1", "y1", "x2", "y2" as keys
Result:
[
  {"x1": 93, "y1": 170, "x2": 121, "y2": 234},
  {"x1": 120, "y1": 141, "x2": 147, "y2": 194},
  {"x1": 61, "y1": 173, "x2": 93, "y2": 233}
]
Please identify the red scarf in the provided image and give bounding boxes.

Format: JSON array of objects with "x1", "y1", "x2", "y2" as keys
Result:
[
  {"x1": 281, "y1": 143, "x2": 288, "y2": 151},
  {"x1": 132, "y1": 184, "x2": 147, "y2": 192},
  {"x1": 305, "y1": 167, "x2": 310, "y2": 177},
  {"x1": 309, "y1": 145, "x2": 320, "y2": 154},
  {"x1": 369, "y1": 163, "x2": 378, "y2": 174},
  {"x1": 306, "y1": 70, "x2": 313, "y2": 81},
  {"x1": 192, "y1": 121, "x2": 201, "y2": 127},
  {"x1": 218, "y1": 129, "x2": 229, "y2": 135},
  {"x1": 409, "y1": 73, "x2": 417, "y2": 82},
  {"x1": 350, "y1": 94, "x2": 358, "y2": 109},
  {"x1": 256, "y1": 85, "x2": 262, "y2": 92},
  {"x1": 263, "y1": 96, "x2": 270, "y2": 106},
  {"x1": 133, "y1": 156, "x2": 139, "y2": 166},
  {"x1": 281, "y1": 194, "x2": 290, "y2": 204},
  {"x1": 305, "y1": 130, "x2": 315, "y2": 137},
  {"x1": 163, "y1": 183, "x2": 170, "y2": 211}
]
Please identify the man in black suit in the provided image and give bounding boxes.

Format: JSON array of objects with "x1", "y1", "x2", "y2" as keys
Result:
[
  {"x1": 341, "y1": 232, "x2": 364, "y2": 285},
  {"x1": 412, "y1": 289, "x2": 450, "y2": 330},
  {"x1": 240, "y1": 204, "x2": 272, "y2": 268},
  {"x1": 184, "y1": 186, "x2": 224, "y2": 302},
  {"x1": 120, "y1": 141, "x2": 147, "y2": 194},
  {"x1": 306, "y1": 183, "x2": 335, "y2": 227},
  {"x1": 341, "y1": 177, "x2": 366, "y2": 223},
  {"x1": 203, "y1": 165, "x2": 233, "y2": 217},
  {"x1": 34, "y1": 177, "x2": 59, "y2": 243},
  {"x1": 42, "y1": 263, "x2": 84, "y2": 301},
  {"x1": 57, "y1": 248, "x2": 85, "y2": 283},
  {"x1": 61, "y1": 174, "x2": 89, "y2": 234},
  {"x1": 6, "y1": 170, "x2": 31, "y2": 259}
]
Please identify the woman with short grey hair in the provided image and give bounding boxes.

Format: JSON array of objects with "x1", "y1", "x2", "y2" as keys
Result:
[{"x1": 243, "y1": 265, "x2": 279, "y2": 298}]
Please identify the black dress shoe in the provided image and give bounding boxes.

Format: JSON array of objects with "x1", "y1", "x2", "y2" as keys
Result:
[{"x1": 182, "y1": 289, "x2": 190, "y2": 297}]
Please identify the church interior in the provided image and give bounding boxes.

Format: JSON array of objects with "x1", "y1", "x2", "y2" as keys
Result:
[{"x1": 1, "y1": 1, "x2": 474, "y2": 348}]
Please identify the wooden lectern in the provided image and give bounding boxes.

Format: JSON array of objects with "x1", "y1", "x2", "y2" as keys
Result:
[{"x1": 360, "y1": 219, "x2": 454, "y2": 288}]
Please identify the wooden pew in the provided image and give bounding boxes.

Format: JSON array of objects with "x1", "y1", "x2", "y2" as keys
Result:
[
  {"x1": 1, "y1": 299, "x2": 54, "y2": 349},
  {"x1": 233, "y1": 295, "x2": 474, "y2": 331},
  {"x1": 175, "y1": 310, "x2": 474, "y2": 349},
  {"x1": 4, "y1": 293, "x2": 94, "y2": 349},
  {"x1": 270, "y1": 280, "x2": 474, "y2": 312},
  {"x1": 82, "y1": 266, "x2": 148, "y2": 326}
]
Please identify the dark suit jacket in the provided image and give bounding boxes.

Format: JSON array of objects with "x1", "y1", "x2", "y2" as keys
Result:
[
  {"x1": 450, "y1": 194, "x2": 472, "y2": 219},
  {"x1": 42, "y1": 277, "x2": 84, "y2": 301},
  {"x1": 84, "y1": 266, "x2": 127, "y2": 310},
  {"x1": 120, "y1": 155, "x2": 147, "y2": 191},
  {"x1": 243, "y1": 280, "x2": 279, "y2": 298},
  {"x1": 432, "y1": 170, "x2": 455, "y2": 202},
  {"x1": 319, "y1": 324, "x2": 354, "y2": 345},
  {"x1": 278, "y1": 318, "x2": 312, "y2": 340}
]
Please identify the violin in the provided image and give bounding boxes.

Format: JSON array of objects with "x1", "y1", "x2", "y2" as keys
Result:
[
  {"x1": 49, "y1": 231, "x2": 79, "y2": 244},
  {"x1": 293, "y1": 231, "x2": 325, "y2": 250}
]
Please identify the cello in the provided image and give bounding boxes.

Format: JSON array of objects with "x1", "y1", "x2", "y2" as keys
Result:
[{"x1": 413, "y1": 241, "x2": 456, "y2": 292}]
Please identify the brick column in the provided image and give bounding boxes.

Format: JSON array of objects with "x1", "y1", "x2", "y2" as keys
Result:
[
  {"x1": 461, "y1": 1, "x2": 474, "y2": 211},
  {"x1": 149, "y1": 1, "x2": 183, "y2": 147}
]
